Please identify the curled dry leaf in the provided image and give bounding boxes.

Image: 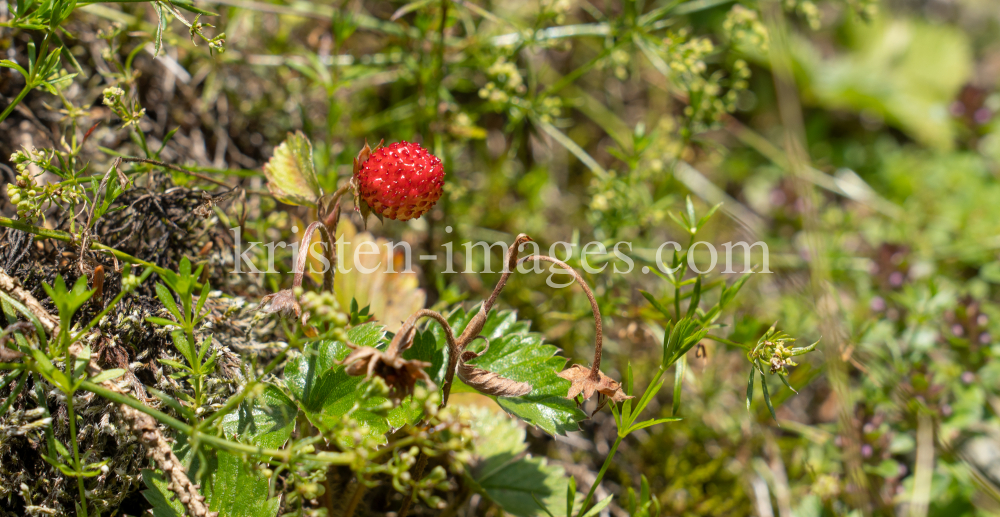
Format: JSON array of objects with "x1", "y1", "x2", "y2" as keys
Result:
[
  {"x1": 456, "y1": 339, "x2": 531, "y2": 398},
  {"x1": 516, "y1": 255, "x2": 631, "y2": 409},
  {"x1": 558, "y1": 364, "x2": 631, "y2": 404},
  {"x1": 255, "y1": 289, "x2": 301, "y2": 320},
  {"x1": 340, "y1": 326, "x2": 435, "y2": 400}
]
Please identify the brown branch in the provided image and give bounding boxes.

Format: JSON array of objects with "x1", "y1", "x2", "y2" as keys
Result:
[
  {"x1": 293, "y1": 221, "x2": 335, "y2": 293},
  {"x1": 387, "y1": 309, "x2": 461, "y2": 406},
  {"x1": 0, "y1": 268, "x2": 59, "y2": 334},
  {"x1": 517, "y1": 255, "x2": 603, "y2": 376},
  {"x1": 455, "y1": 234, "x2": 532, "y2": 349}
]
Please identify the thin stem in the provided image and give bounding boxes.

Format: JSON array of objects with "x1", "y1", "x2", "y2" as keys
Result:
[
  {"x1": 577, "y1": 434, "x2": 621, "y2": 517},
  {"x1": 517, "y1": 255, "x2": 603, "y2": 376},
  {"x1": 66, "y1": 389, "x2": 89, "y2": 517},
  {"x1": 385, "y1": 309, "x2": 461, "y2": 406},
  {"x1": 198, "y1": 347, "x2": 292, "y2": 430},
  {"x1": 321, "y1": 183, "x2": 352, "y2": 230},
  {"x1": 72, "y1": 267, "x2": 155, "y2": 341},
  {"x1": 343, "y1": 480, "x2": 368, "y2": 517},
  {"x1": 292, "y1": 221, "x2": 335, "y2": 293},
  {"x1": 0, "y1": 216, "x2": 175, "y2": 280},
  {"x1": 398, "y1": 452, "x2": 429, "y2": 517},
  {"x1": 119, "y1": 156, "x2": 232, "y2": 188},
  {"x1": 0, "y1": 83, "x2": 33, "y2": 125},
  {"x1": 456, "y1": 234, "x2": 532, "y2": 348},
  {"x1": 79, "y1": 380, "x2": 352, "y2": 464}
]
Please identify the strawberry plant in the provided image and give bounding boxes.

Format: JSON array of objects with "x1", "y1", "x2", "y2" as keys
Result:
[{"x1": 5, "y1": 0, "x2": 997, "y2": 516}]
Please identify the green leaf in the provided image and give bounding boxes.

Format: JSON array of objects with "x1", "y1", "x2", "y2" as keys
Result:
[
  {"x1": 639, "y1": 290, "x2": 671, "y2": 320},
  {"x1": 465, "y1": 407, "x2": 577, "y2": 517},
  {"x1": 626, "y1": 416, "x2": 681, "y2": 434},
  {"x1": 282, "y1": 323, "x2": 425, "y2": 444},
  {"x1": 204, "y1": 451, "x2": 281, "y2": 516},
  {"x1": 566, "y1": 476, "x2": 577, "y2": 517},
  {"x1": 88, "y1": 368, "x2": 125, "y2": 384},
  {"x1": 671, "y1": 356, "x2": 685, "y2": 417},
  {"x1": 759, "y1": 363, "x2": 778, "y2": 423},
  {"x1": 145, "y1": 316, "x2": 179, "y2": 328},
  {"x1": 263, "y1": 131, "x2": 322, "y2": 207},
  {"x1": 437, "y1": 305, "x2": 587, "y2": 435},
  {"x1": 142, "y1": 469, "x2": 189, "y2": 516},
  {"x1": 142, "y1": 448, "x2": 280, "y2": 517},
  {"x1": 390, "y1": 0, "x2": 436, "y2": 20},
  {"x1": 42, "y1": 275, "x2": 93, "y2": 325},
  {"x1": 154, "y1": 283, "x2": 182, "y2": 322},
  {"x1": 746, "y1": 367, "x2": 754, "y2": 412},
  {"x1": 581, "y1": 494, "x2": 613, "y2": 517},
  {"x1": 152, "y1": 0, "x2": 165, "y2": 57},
  {"x1": 685, "y1": 276, "x2": 701, "y2": 319},
  {"x1": 220, "y1": 383, "x2": 297, "y2": 449}
]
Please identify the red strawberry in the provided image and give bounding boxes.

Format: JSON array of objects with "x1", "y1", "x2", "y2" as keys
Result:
[{"x1": 354, "y1": 141, "x2": 445, "y2": 221}]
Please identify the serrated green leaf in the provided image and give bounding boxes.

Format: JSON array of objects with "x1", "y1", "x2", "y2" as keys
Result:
[
  {"x1": 142, "y1": 447, "x2": 280, "y2": 517},
  {"x1": 141, "y1": 468, "x2": 190, "y2": 517},
  {"x1": 263, "y1": 131, "x2": 321, "y2": 207},
  {"x1": 466, "y1": 407, "x2": 577, "y2": 517},
  {"x1": 437, "y1": 306, "x2": 586, "y2": 435},
  {"x1": 220, "y1": 383, "x2": 297, "y2": 449},
  {"x1": 282, "y1": 323, "x2": 428, "y2": 444}
]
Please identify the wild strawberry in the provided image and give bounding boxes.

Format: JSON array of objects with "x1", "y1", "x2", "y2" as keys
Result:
[{"x1": 354, "y1": 141, "x2": 445, "y2": 221}]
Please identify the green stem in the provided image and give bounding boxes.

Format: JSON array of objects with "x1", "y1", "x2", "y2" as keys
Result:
[
  {"x1": 577, "y1": 435, "x2": 622, "y2": 517},
  {"x1": 78, "y1": 380, "x2": 353, "y2": 465},
  {"x1": 0, "y1": 83, "x2": 33, "y2": 125},
  {"x1": 72, "y1": 267, "x2": 155, "y2": 340},
  {"x1": 66, "y1": 390, "x2": 89, "y2": 517},
  {"x1": 704, "y1": 334, "x2": 750, "y2": 350},
  {"x1": 198, "y1": 347, "x2": 291, "y2": 430}
]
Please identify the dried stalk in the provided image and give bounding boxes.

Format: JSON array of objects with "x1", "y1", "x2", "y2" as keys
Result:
[
  {"x1": 455, "y1": 234, "x2": 532, "y2": 349},
  {"x1": 0, "y1": 268, "x2": 59, "y2": 334},
  {"x1": 517, "y1": 255, "x2": 603, "y2": 374},
  {"x1": 516, "y1": 255, "x2": 629, "y2": 405}
]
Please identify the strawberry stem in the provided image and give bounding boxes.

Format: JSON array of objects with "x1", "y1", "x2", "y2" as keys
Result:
[
  {"x1": 456, "y1": 234, "x2": 532, "y2": 349},
  {"x1": 386, "y1": 309, "x2": 460, "y2": 407},
  {"x1": 292, "y1": 221, "x2": 335, "y2": 293},
  {"x1": 517, "y1": 255, "x2": 604, "y2": 378}
]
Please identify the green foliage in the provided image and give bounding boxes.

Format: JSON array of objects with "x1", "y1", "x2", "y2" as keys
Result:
[
  {"x1": 142, "y1": 450, "x2": 281, "y2": 517},
  {"x1": 465, "y1": 407, "x2": 575, "y2": 517},
  {"x1": 220, "y1": 384, "x2": 297, "y2": 449},
  {"x1": 8, "y1": 0, "x2": 1000, "y2": 515},
  {"x1": 440, "y1": 306, "x2": 587, "y2": 435},
  {"x1": 262, "y1": 131, "x2": 322, "y2": 207},
  {"x1": 282, "y1": 323, "x2": 420, "y2": 440}
]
